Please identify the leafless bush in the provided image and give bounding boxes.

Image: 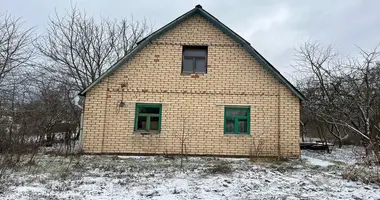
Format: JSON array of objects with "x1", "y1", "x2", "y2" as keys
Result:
[
  {"x1": 174, "y1": 117, "x2": 189, "y2": 169},
  {"x1": 249, "y1": 139, "x2": 264, "y2": 162},
  {"x1": 0, "y1": 79, "x2": 79, "y2": 181},
  {"x1": 343, "y1": 164, "x2": 380, "y2": 185}
]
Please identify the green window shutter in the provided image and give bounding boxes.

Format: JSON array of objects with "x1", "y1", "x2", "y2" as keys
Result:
[
  {"x1": 134, "y1": 103, "x2": 162, "y2": 133},
  {"x1": 224, "y1": 107, "x2": 250, "y2": 135}
]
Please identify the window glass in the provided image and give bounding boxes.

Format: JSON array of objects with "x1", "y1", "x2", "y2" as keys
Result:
[
  {"x1": 195, "y1": 59, "x2": 206, "y2": 73},
  {"x1": 238, "y1": 119, "x2": 248, "y2": 133},
  {"x1": 137, "y1": 116, "x2": 147, "y2": 130},
  {"x1": 139, "y1": 107, "x2": 160, "y2": 114},
  {"x1": 150, "y1": 116, "x2": 159, "y2": 130},
  {"x1": 226, "y1": 109, "x2": 248, "y2": 116},
  {"x1": 226, "y1": 118, "x2": 235, "y2": 133},
  {"x1": 183, "y1": 58, "x2": 194, "y2": 73},
  {"x1": 183, "y1": 49, "x2": 206, "y2": 57}
]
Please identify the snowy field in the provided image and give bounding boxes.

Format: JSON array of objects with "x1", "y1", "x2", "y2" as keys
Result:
[{"x1": 1, "y1": 146, "x2": 380, "y2": 200}]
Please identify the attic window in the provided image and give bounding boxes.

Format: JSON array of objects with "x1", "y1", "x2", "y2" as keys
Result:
[{"x1": 182, "y1": 46, "x2": 208, "y2": 74}]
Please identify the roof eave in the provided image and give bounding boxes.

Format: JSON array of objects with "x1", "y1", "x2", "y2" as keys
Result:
[
  {"x1": 79, "y1": 7, "x2": 199, "y2": 96},
  {"x1": 79, "y1": 41, "x2": 147, "y2": 96},
  {"x1": 196, "y1": 8, "x2": 306, "y2": 101}
]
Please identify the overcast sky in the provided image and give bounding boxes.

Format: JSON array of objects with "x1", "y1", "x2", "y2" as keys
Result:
[{"x1": 1, "y1": 0, "x2": 379, "y2": 78}]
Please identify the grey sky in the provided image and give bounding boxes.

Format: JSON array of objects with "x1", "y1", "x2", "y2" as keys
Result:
[{"x1": 1, "y1": 0, "x2": 379, "y2": 79}]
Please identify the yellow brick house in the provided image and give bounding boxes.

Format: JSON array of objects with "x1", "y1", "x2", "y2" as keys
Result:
[{"x1": 79, "y1": 5, "x2": 305, "y2": 158}]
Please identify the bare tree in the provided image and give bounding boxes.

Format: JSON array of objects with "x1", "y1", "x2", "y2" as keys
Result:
[
  {"x1": 295, "y1": 41, "x2": 347, "y2": 148},
  {"x1": 36, "y1": 6, "x2": 151, "y2": 92},
  {"x1": 0, "y1": 13, "x2": 34, "y2": 88},
  {"x1": 34, "y1": 6, "x2": 151, "y2": 144},
  {"x1": 0, "y1": 13, "x2": 34, "y2": 147},
  {"x1": 0, "y1": 13, "x2": 36, "y2": 179},
  {"x1": 296, "y1": 40, "x2": 380, "y2": 163}
]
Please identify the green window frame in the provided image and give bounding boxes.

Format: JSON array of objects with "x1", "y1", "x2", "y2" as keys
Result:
[
  {"x1": 134, "y1": 103, "x2": 162, "y2": 133},
  {"x1": 224, "y1": 107, "x2": 250, "y2": 134}
]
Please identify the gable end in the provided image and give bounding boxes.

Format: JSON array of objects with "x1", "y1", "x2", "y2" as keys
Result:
[{"x1": 79, "y1": 5, "x2": 305, "y2": 101}]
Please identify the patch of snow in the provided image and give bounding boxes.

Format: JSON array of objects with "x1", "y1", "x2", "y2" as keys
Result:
[
  {"x1": 117, "y1": 155, "x2": 148, "y2": 159},
  {"x1": 303, "y1": 155, "x2": 333, "y2": 167},
  {"x1": 302, "y1": 145, "x2": 363, "y2": 165},
  {"x1": 13, "y1": 185, "x2": 46, "y2": 194}
]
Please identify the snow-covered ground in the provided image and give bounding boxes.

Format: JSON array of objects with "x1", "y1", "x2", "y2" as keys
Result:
[{"x1": 1, "y1": 146, "x2": 380, "y2": 200}]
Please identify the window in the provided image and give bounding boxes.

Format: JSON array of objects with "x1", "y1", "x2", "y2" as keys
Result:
[
  {"x1": 134, "y1": 104, "x2": 162, "y2": 133},
  {"x1": 224, "y1": 107, "x2": 250, "y2": 134},
  {"x1": 182, "y1": 46, "x2": 208, "y2": 73}
]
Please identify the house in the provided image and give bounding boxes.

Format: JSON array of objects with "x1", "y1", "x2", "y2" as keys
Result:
[{"x1": 79, "y1": 5, "x2": 305, "y2": 158}]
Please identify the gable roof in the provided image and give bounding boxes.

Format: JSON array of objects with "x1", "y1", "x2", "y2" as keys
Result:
[{"x1": 79, "y1": 5, "x2": 305, "y2": 101}]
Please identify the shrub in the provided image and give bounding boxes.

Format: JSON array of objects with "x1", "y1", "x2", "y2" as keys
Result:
[
  {"x1": 207, "y1": 161, "x2": 234, "y2": 174},
  {"x1": 249, "y1": 139, "x2": 264, "y2": 162},
  {"x1": 342, "y1": 165, "x2": 380, "y2": 185}
]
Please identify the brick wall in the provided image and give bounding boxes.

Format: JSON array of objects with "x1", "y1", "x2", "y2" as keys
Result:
[{"x1": 82, "y1": 14, "x2": 300, "y2": 157}]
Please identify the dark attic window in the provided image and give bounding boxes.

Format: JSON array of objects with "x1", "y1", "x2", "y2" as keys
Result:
[{"x1": 182, "y1": 46, "x2": 208, "y2": 74}]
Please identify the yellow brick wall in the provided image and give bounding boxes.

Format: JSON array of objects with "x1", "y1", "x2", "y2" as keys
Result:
[{"x1": 82, "y1": 14, "x2": 300, "y2": 157}]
